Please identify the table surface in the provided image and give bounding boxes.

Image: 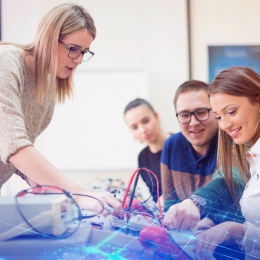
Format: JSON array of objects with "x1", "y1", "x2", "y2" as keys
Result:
[{"x1": 0, "y1": 214, "x2": 198, "y2": 260}]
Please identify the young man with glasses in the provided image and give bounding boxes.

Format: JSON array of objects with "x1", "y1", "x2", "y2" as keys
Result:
[{"x1": 161, "y1": 80, "x2": 218, "y2": 212}]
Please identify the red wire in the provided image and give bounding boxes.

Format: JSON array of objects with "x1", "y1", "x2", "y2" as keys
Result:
[
  {"x1": 141, "y1": 168, "x2": 163, "y2": 223},
  {"x1": 121, "y1": 167, "x2": 163, "y2": 226},
  {"x1": 121, "y1": 168, "x2": 139, "y2": 208}
]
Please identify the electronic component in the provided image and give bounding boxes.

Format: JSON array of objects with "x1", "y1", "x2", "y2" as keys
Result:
[
  {"x1": 0, "y1": 194, "x2": 72, "y2": 241},
  {"x1": 0, "y1": 213, "x2": 196, "y2": 259},
  {"x1": 111, "y1": 214, "x2": 158, "y2": 231},
  {"x1": 0, "y1": 167, "x2": 197, "y2": 259}
]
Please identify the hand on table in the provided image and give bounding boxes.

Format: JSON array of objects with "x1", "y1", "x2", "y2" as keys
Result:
[
  {"x1": 75, "y1": 190, "x2": 123, "y2": 217},
  {"x1": 163, "y1": 199, "x2": 201, "y2": 230},
  {"x1": 192, "y1": 217, "x2": 215, "y2": 234},
  {"x1": 193, "y1": 221, "x2": 244, "y2": 260}
]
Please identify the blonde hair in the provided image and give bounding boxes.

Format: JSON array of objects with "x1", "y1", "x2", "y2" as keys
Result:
[{"x1": 1, "y1": 3, "x2": 96, "y2": 103}]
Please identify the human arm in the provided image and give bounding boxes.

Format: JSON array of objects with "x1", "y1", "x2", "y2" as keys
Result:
[
  {"x1": 160, "y1": 137, "x2": 181, "y2": 211},
  {"x1": 9, "y1": 146, "x2": 121, "y2": 215},
  {"x1": 163, "y1": 169, "x2": 245, "y2": 230},
  {"x1": 162, "y1": 177, "x2": 226, "y2": 230},
  {"x1": 193, "y1": 169, "x2": 245, "y2": 224},
  {"x1": 163, "y1": 198, "x2": 200, "y2": 230},
  {"x1": 193, "y1": 221, "x2": 245, "y2": 259},
  {"x1": 161, "y1": 162, "x2": 181, "y2": 211},
  {"x1": 17, "y1": 172, "x2": 38, "y2": 188},
  {"x1": 0, "y1": 48, "x2": 121, "y2": 215}
]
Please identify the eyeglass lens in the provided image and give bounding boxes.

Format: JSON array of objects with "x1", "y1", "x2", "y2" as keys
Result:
[
  {"x1": 68, "y1": 46, "x2": 93, "y2": 62},
  {"x1": 177, "y1": 109, "x2": 210, "y2": 124}
]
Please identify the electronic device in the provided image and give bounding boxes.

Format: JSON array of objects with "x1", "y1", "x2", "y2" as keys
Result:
[
  {"x1": 0, "y1": 209, "x2": 197, "y2": 260},
  {"x1": 0, "y1": 167, "x2": 196, "y2": 259},
  {"x1": 0, "y1": 194, "x2": 72, "y2": 241},
  {"x1": 83, "y1": 215, "x2": 196, "y2": 259}
]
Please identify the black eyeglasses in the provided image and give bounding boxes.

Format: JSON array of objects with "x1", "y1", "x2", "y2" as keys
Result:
[
  {"x1": 176, "y1": 108, "x2": 212, "y2": 124},
  {"x1": 59, "y1": 41, "x2": 94, "y2": 62},
  {"x1": 15, "y1": 185, "x2": 104, "y2": 238}
]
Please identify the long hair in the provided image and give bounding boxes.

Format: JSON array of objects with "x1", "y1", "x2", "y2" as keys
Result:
[
  {"x1": 1, "y1": 3, "x2": 96, "y2": 103},
  {"x1": 209, "y1": 66, "x2": 260, "y2": 201}
]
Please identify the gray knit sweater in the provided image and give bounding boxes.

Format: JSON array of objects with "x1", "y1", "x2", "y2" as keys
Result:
[{"x1": 0, "y1": 45, "x2": 55, "y2": 189}]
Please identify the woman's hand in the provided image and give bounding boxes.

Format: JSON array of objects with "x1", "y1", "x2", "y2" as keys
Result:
[
  {"x1": 75, "y1": 191, "x2": 122, "y2": 217},
  {"x1": 163, "y1": 199, "x2": 201, "y2": 230},
  {"x1": 193, "y1": 221, "x2": 244, "y2": 259},
  {"x1": 192, "y1": 217, "x2": 215, "y2": 234},
  {"x1": 94, "y1": 191, "x2": 123, "y2": 216}
]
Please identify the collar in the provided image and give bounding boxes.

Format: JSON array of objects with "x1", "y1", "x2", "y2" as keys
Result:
[{"x1": 249, "y1": 138, "x2": 260, "y2": 156}]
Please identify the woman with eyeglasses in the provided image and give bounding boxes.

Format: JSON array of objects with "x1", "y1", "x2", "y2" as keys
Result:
[
  {"x1": 193, "y1": 66, "x2": 260, "y2": 259},
  {"x1": 0, "y1": 3, "x2": 121, "y2": 215}
]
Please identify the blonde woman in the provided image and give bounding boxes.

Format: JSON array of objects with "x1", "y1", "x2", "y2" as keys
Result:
[{"x1": 0, "y1": 3, "x2": 120, "y2": 214}]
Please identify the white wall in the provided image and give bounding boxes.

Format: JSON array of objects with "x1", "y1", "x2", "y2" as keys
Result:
[
  {"x1": 2, "y1": 0, "x2": 189, "y2": 171},
  {"x1": 3, "y1": 0, "x2": 260, "y2": 171},
  {"x1": 190, "y1": 0, "x2": 260, "y2": 82}
]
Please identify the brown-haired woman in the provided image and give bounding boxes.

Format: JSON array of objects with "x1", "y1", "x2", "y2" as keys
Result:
[{"x1": 194, "y1": 66, "x2": 260, "y2": 259}]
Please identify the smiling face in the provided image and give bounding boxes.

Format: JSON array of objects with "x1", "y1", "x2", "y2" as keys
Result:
[
  {"x1": 210, "y1": 93, "x2": 260, "y2": 145},
  {"x1": 57, "y1": 29, "x2": 94, "y2": 78},
  {"x1": 124, "y1": 105, "x2": 161, "y2": 144},
  {"x1": 176, "y1": 90, "x2": 218, "y2": 155}
]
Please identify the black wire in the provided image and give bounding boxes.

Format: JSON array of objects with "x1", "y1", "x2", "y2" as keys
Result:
[
  {"x1": 15, "y1": 191, "x2": 81, "y2": 239},
  {"x1": 15, "y1": 185, "x2": 105, "y2": 239},
  {"x1": 128, "y1": 170, "x2": 140, "y2": 211},
  {"x1": 123, "y1": 168, "x2": 161, "y2": 224},
  {"x1": 72, "y1": 193, "x2": 104, "y2": 218},
  {"x1": 143, "y1": 167, "x2": 156, "y2": 200}
]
